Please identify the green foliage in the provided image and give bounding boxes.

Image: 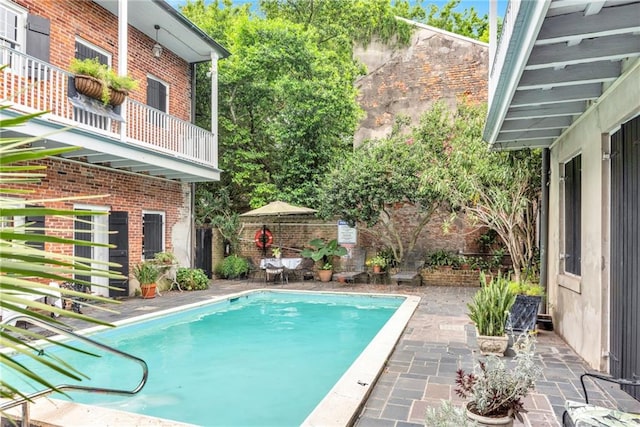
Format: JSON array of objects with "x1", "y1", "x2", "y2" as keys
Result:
[
  {"x1": 215, "y1": 255, "x2": 249, "y2": 279},
  {"x1": 455, "y1": 334, "x2": 541, "y2": 420},
  {"x1": 195, "y1": 186, "x2": 241, "y2": 252},
  {"x1": 132, "y1": 262, "x2": 159, "y2": 285},
  {"x1": 300, "y1": 238, "x2": 347, "y2": 270},
  {"x1": 508, "y1": 281, "x2": 545, "y2": 297},
  {"x1": 425, "y1": 0, "x2": 491, "y2": 42},
  {"x1": 425, "y1": 400, "x2": 477, "y2": 427},
  {"x1": 317, "y1": 110, "x2": 449, "y2": 264},
  {"x1": 153, "y1": 251, "x2": 177, "y2": 264},
  {"x1": 428, "y1": 250, "x2": 459, "y2": 267},
  {"x1": 1, "y1": 102, "x2": 123, "y2": 406},
  {"x1": 366, "y1": 254, "x2": 388, "y2": 269},
  {"x1": 467, "y1": 273, "x2": 516, "y2": 337},
  {"x1": 176, "y1": 267, "x2": 210, "y2": 290},
  {"x1": 69, "y1": 58, "x2": 138, "y2": 104}
]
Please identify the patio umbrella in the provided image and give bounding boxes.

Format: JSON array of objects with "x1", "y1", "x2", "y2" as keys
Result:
[
  {"x1": 240, "y1": 201, "x2": 317, "y2": 256},
  {"x1": 239, "y1": 201, "x2": 317, "y2": 217}
]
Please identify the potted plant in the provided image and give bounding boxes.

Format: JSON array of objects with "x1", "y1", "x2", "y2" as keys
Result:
[
  {"x1": 467, "y1": 273, "x2": 516, "y2": 356},
  {"x1": 271, "y1": 247, "x2": 282, "y2": 259},
  {"x1": 455, "y1": 334, "x2": 542, "y2": 426},
  {"x1": 300, "y1": 238, "x2": 348, "y2": 282},
  {"x1": 366, "y1": 254, "x2": 387, "y2": 273},
  {"x1": 133, "y1": 261, "x2": 159, "y2": 299},
  {"x1": 507, "y1": 281, "x2": 545, "y2": 333},
  {"x1": 69, "y1": 58, "x2": 138, "y2": 106},
  {"x1": 153, "y1": 251, "x2": 177, "y2": 265}
]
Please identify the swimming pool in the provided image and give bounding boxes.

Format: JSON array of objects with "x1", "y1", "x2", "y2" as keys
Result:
[{"x1": 7, "y1": 290, "x2": 420, "y2": 426}]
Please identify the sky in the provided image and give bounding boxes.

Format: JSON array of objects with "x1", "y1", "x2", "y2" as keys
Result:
[{"x1": 168, "y1": 1, "x2": 507, "y2": 18}]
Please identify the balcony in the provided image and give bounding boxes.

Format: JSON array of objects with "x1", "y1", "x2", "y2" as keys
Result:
[{"x1": 0, "y1": 47, "x2": 220, "y2": 182}]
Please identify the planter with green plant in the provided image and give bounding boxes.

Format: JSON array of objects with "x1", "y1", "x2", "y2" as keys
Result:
[
  {"x1": 301, "y1": 238, "x2": 347, "y2": 282},
  {"x1": 153, "y1": 251, "x2": 177, "y2": 265},
  {"x1": 507, "y1": 281, "x2": 545, "y2": 333},
  {"x1": 215, "y1": 255, "x2": 249, "y2": 280},
  {"x1": 69, "y1": 58, "x2": 138, "y2": 106},
  {"x1": 455, "y1": 334, "x2": 542, "y2": 426},
  {"x1": 366, "y1": 254, "x2": 388, "y2": 273},
  {"x1": 467, "y1": 273, "x2": 516, "y2": 356},
  {"x1": 133, "y1": 261, "x2": 160, "y2": 299}
]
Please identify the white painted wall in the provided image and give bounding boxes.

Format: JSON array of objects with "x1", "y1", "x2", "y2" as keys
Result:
[{"x1": 548, "y1": 59, "x2": 640, "y2": 370}]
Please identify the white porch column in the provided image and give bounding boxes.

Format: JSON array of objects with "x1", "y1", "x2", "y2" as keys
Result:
[
  {"x1": 118, "y1": 0, "x2": 128, "y2": 141},
  {"x1": 210, "y1": 51, "x2": 219, "y2": 167}
]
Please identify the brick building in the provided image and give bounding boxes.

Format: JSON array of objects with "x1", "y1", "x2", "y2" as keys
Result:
[{"x1": 0, "y1": 0, "x2": 229, "y2": 296}]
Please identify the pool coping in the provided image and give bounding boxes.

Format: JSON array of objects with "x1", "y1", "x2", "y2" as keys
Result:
[{"x1": 4, "y1": 289, "x2": 420, "y2": 426}]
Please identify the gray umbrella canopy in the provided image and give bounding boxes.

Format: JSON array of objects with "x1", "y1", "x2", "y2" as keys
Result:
[{"x1": 239, "y1": 201, "x2": 317, "y2": 217}]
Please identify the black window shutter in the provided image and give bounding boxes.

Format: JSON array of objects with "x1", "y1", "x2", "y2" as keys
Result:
[
  {"x1": 25, "y1": 214, "x2": 45, "y2": 251},
  {"x1": 146, "y1": 77, "x2": 167, "y2": 112},
  {"x1": 564, "y1": 156, "x2": 581, "y2": 275},
  {"x1": 75, "y1": 41, "x2": 109, "y2": 64},
  {"x1": 142, "y1": 213, "x2": 163, "y2": 260},
  {"x1": 26, "y1": 14, "x2": 50, "y2": 79}
]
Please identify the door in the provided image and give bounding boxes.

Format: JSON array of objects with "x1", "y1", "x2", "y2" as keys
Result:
[
  {"x1": 74, "y1": 208, "x2": 109, "y2": 297},
  {"x1": 610, "y1": 115, "x2": 640, "y2": 399},
  {"x1": 109, "y1": 211, "x2": 129, "y2": 298},
  {"x1": 195, "y1": 227, "x2": 212, "y2": 278}
]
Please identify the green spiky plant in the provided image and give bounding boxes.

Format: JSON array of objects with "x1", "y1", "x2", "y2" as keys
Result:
[
  {"x1": 1, "y1": 95, "x2": 124, "y2": 413},
  {"x1": 467, "y1": 273, "x2": 516, "y2": 336}
]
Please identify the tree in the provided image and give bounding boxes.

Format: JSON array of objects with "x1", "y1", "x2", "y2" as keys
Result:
[
  {"x1": 183, "y1": 1, "x2": 362, "y2": 211},
  {"x1": 424, "y1": 0, "x2": 490, "y2": 42},
  {"x1": 419, "y1": 101, "x2": 541, "y2": 282},
  {"x1": 317, "y1": 111, "x2": 448, "y2": 264}
]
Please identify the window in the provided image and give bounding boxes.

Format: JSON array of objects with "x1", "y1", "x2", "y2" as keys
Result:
[
  {"x1": 0, "y1": 0, "x2": 25, "y2": 51},
  {"x1": 142, "y1": 212, "x2": 164, "y2": 260},
  {"x1": 0, "y1": 0, "x2": 26, "y2": 66},
  {"x1": 563, "y1": 154, "x2": 581, "y2": 276},
  {"x1": 75, "y1": 39, "x2": 111, "y2": 65}
]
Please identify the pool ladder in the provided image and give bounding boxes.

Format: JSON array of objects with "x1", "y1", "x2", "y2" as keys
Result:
[{"x1": 0, "y1": 315, "x2": 149, "y2": 426}]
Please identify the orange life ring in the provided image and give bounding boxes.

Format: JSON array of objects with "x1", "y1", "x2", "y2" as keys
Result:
[{"x1": 254, "y1": 228, "x2": 273, "y2": 249}]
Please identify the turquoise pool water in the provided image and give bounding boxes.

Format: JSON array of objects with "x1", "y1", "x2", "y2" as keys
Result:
[{"x1": 11, "y1": 291, "x2": 404, "y2": 426}]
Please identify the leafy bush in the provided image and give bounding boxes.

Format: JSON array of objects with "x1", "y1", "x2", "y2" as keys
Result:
[
  {"x1": 216, "y1": 255, "x2": 249, "y2": 279},
  {"x1": 176, "y1": 267, "x2": 209, "y2": 291},
  {"x1": 428, "y1": 249, "x2": 459, "y2": 267},
  {"x1": 132, "y1": 262, "x2": 159, "y2": 285}
]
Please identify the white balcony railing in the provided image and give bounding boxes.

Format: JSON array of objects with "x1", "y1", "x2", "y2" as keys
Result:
[{"x1": 0, "y1": 46, "x2": 216, "y2": 167}]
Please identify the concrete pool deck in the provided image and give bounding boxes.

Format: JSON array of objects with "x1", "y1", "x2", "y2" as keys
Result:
[{"x1": 8, "y1": 279, "x2": 640, "y2": 426}]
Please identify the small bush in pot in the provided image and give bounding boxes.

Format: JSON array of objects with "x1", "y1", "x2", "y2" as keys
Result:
[
  {"x1": 133, "y1": 262, "x2": 159, "y2": 298},
  {"x1": 455, "y1": 334, "x2": 542, "y2": 424},
  {"x1": 468, "y1": 273, "x2": 516, "y2": 337},
  {"x1": 176, "y1": 267, "x2": 209, "y2": 290}
]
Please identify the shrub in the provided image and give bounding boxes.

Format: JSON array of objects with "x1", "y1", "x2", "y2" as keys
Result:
[
  {"x1": 176, "y1": 267, "x2": 209, "y2": 291},
  {"x1": 216, "y1": 255, "x2": 249, "y2": 279},
  {"x1": 467, "y1": 273, "x2": 516, "y2": 336}
]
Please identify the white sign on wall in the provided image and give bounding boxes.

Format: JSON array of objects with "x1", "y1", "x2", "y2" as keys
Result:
[{"x1": 337, "y1": 220, "x2": 357, "y2": 245}]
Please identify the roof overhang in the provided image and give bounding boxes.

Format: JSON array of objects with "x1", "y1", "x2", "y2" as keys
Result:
[
  {"x1": 94, "y1": 0, "x2": 230, "y2": 63},
  {"x1": 483, "y1": 0, "x2": 640, "y2": 151}
]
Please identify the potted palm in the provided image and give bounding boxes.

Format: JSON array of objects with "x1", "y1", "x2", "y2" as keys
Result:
[
  {"x1": 133, "y1": 261, "x2": 159, "y2": 299},
  {"x1": 455, "y1": 334, "x2": 542, "y2": 426},
  {"x1": 467, "y1": 273, "x2": 516, "y2": 356},
  {"x1": 301, "y1": 238, "x2": 347, "y2": 282}
]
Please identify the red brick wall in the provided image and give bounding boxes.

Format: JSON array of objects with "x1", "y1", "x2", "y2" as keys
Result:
[
  {"x1": 15, "y1": 0, "x2": 191, "y2": 121},
  {"x1": 10, "y1": 158, "x2": 186, "y2": 273}
]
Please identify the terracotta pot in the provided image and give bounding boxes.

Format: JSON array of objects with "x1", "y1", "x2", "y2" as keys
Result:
[
  {"x1": 373, "y1": 265, "x2": 382, "y2": 273},
  {"x1": 475, "y1": 329, "x2": 509, "y2": 356},
  {"x1": 74, "y1": 74, "x2": 104, "y2": 100},
  {"x1": 466, "y1": 404, "x2": 513, "y2": 427},
  {"x1": 317, "y1": 269, "x2": 332, "y2": 282},
  {"x1": 108, "y1": 87, "x2": 127, "y2": 106},
  {"x1": 140, "y1": 283, "x2": 157, "y2": 299}
]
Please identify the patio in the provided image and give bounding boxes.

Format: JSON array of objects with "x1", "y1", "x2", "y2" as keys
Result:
[{"x1": 58, "y1": 279, "x2": 639, "y2": 426}]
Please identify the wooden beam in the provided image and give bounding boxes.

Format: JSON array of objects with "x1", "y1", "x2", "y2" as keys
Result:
[
  {"x1": 505, "y1": 102, "x2": 586, "y2": 120},
  {"x1": 510, "y1": 84, "x2": 601, "y2": 107},
  {"x1": 519, "y1": 61, "x2": 621, "y2": 89}
]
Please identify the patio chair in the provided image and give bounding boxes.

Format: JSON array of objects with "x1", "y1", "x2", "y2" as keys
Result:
[
  {"x1": 562, "y1": 373, "x2": 640, "y2": 426},
  {"x1": 287, "y1": 257, "x2": 315, "y2": 282},
  {"x1": 389, "y1": 254, "x2": 425, "y2": 286},
  {"x1": 264, "y1": 262, "x2": 284, "y2": 284},
  {"x1": 334, "y1": 248, "x2": 367, "y2": 284},
  {"x1": 246, "y1": 258, "x2": 265, "y2": 283}
]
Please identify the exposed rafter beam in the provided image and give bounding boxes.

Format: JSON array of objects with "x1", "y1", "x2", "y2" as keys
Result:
[
  {"x1": 497, "y1": 129, "x2": 561, "y2": 141},
  {"x1": 519, "y1": 61, "x2": 620, "y2": 89},
  {"x1": 510, "y1": 84, "x2": 601, "y2": 108},
  {"x1": 505, "y1": 102, "x2": 586, "y2": 120},
  {"x1": 526, "y1": 34, "x2": 640, "y2": 70},
  {"x1": 490, "y1": 139, "x2": 554, "y2": 151},
  {"x1": 536, "y1": 3, "x2": 640, "y2": 45},
  {"x1": 500, "y1": 116, "x2": 573, "y2": 132},
  {"x1": 584, "y1": 1, "x2": 605, "y2": 16}
]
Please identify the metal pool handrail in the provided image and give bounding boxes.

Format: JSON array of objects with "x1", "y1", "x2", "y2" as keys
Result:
[{"x1": 0, "y1": 314, "x2": 149, "y2": 415}]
